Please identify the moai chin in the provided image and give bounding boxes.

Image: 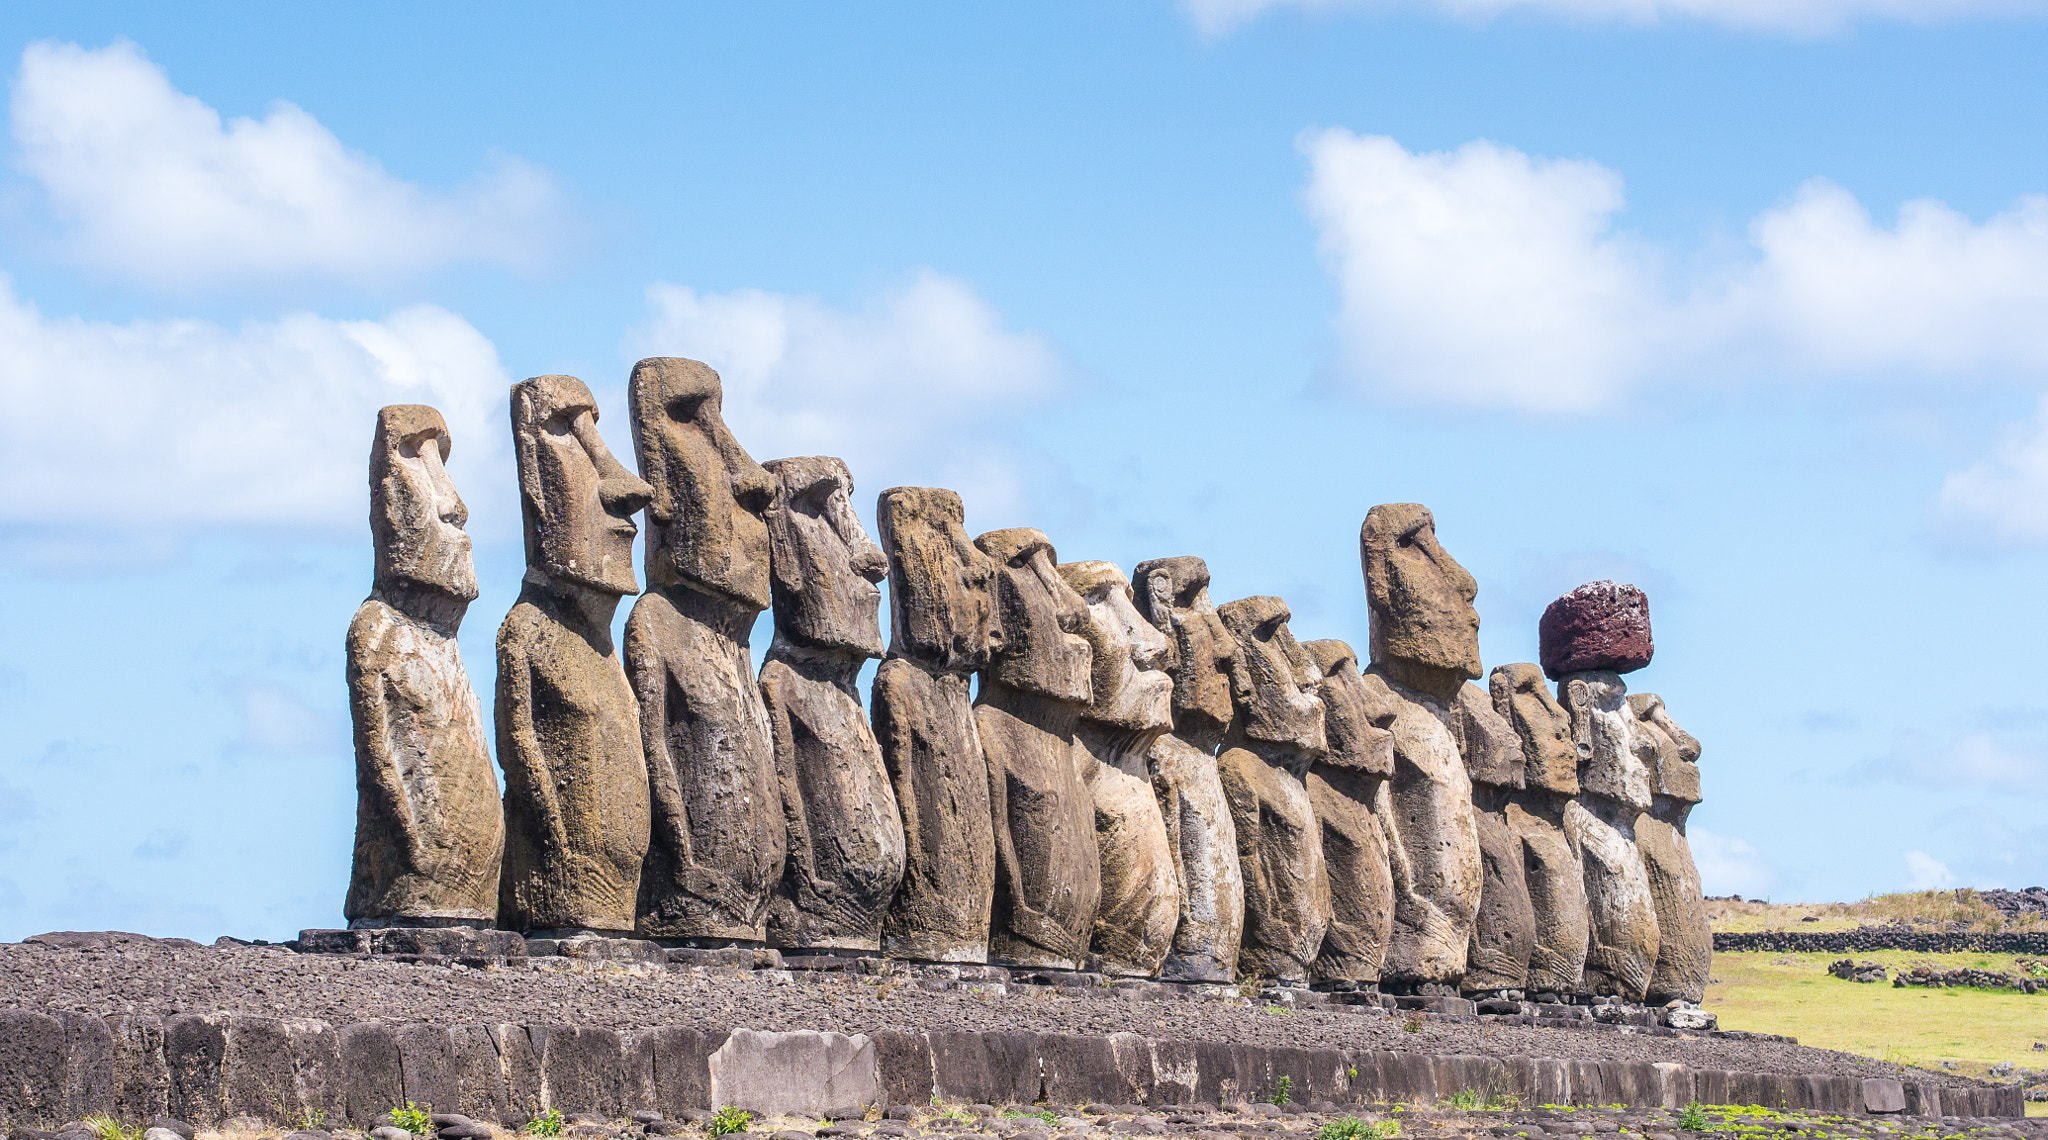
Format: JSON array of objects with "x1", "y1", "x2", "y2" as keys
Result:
[
  {"x1": 873, "y1": 487, "x2": 999, "y2": 962},
  {"x1": 1216, "y1": 595, "x2": 1331, "y2": 985},
  {"x1": 346, "y1": 405, "x2": 503, "y2": 928},
  {"x1": 1489, "y1": 663, "x2": 1591, "y2": 997},
  {"x1": 1134, "y1": 556, "x2": 1246, "y2": 983},
  {"x1": 1630, "y1": 692, "x2": 1710, "y2": 1004},
  {"x1": 1300, "y1": 639, "x2": 1397, "y2": 989},
  {"x1": 1449, "y1": 682, "x2": 1537, "y2": 996},
  {"x1": 975, "y1": 527, "x2": 1101, "y2": 970},
  {"x1": 1060, "y1": 560, "x2": 1180, "y2": 978},
  {"x1": 758, "y1": 457, "x2": 907, "y2": 951},
  {"x1": 1359, "y1": 503, "x2": 1484, "y2": 989},
  {"x1": 497, "y1": 376, "x2": 654, "y2": 935},
  {"x1": 622, "y1": 357, "x2": 785, "y2": 944}
]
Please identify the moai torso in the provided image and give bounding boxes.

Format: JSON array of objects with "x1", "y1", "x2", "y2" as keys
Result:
[
  {"x1": 346, "y1": 405, "x2": 503, "y2": 927},
  {"x1": 1558, "y1": 669, "x2": 1662, "y2": 1000},
  {"x1": 1300, "y1": 639, "x2": 1396, "y2": 988},
  {"x1": 1444, "y1": 683, "x2": 1535, "y2": 995},
  {"x1": 1216, "y1": 595, "x2": 1330, "y2": 984},
  {"x1": 873, "y1": 487, "x2": 998, "y2": 962},
  {"x1": 1360, "y1": 504, "x2": 1484, "y2": 988},
  {"x1": 623, "y1": 357, "x2": 783, "y2": 943},
  {"x1": 1490, "y1": 662, "x2": 1589, "y2": 996},
  {"x1": 758, "y1": 457, "x2": 906, "y2": 951},
  {"x1": 1060, "y1": 561, "x2": 1179, "y2": 978},
  {"x1": 497, "y1": 376, "x2": 654, "y2": 934},
  {"x1": 1135, "y1": 557, "x2": 1245, "y2": 984},
  {"x1": 1631, "y1": 692, "x2": 1709, "y2": 1003},
  {"x1": 976, "y1": 528, "x2": 1100, "y2": 969}
]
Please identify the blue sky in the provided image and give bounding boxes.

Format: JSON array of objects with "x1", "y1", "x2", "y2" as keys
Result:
[{"x1": 2, "y1": 1, "x2": 2047, "y2": 942}]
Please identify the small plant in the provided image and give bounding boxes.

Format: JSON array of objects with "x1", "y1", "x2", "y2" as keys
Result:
[
  {"x1": 524, "y1": 1107, "x2": 565, "y2": 1137},
  {"x1": 83, "y1": 1116, "x2": 142, "y2": 1140},
  {"x1": 1264, "y1": 1003, "x2": 1296, "y2": 1016},
  {"x1": 392, "y1": 1102, "x2": 433, "y2": 1136},
  {"x1": 1402, "y1": 1014, "x2": 1424, "y2": 1034},
  {"x1": 1679, "y1": 1102, "x2": 1710, "y2": 1132},
  {"x1": 1317, "y1": 1118, "x2": 1397, "y2": 1140},
  {"x1": 1003, "y1": 1111, "x2": 1058, "y2": 1125},
  {"x1": 1269, "y1": 1075, "x2": 1295, "y2": 1106},
  {"x1": 1347, "y1": 1066, "x2": 1359, "y2": 1080},
  {"x1": 705, "y1": 1106, "x2": 753, "y2": 1137},
  {"x1": 1446, "y1": 1089, "x2": 1482, "y2": 1110}
]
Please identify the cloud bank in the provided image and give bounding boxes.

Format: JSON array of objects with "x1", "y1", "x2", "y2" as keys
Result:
[
  {"x1": 1185, "y1": 0, "x2": 2044, "y2": 38},
  {"x1": 12, "y1": 40, "x2": 568, "y2": 290}
]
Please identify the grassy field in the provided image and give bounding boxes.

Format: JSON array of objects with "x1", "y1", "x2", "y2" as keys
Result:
[
  {"x1": 1706, "y1": 950, "x2": 2047, "y2": 1114},
  {"x1": 1706, "y1": 890, "x2": 2048, "y2": 934}
]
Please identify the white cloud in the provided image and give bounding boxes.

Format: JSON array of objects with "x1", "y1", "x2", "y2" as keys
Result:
[
  {"x1": 11, "y1": 40, "x2": 567, "y2": 289},
  {"x1": 1304, "y1": 130, "x2": 2048, "y2": 415},
  {"x1": 1862, "y1": 731, "x2": 2048, "y2": 790},
  {"x1": 1689, "y1": 826, "x2": 1777, "y2": 899},
  {"x1": 1185, "y1": 0, "x2": 2043, "y2": 39},
  {"x1": 1904, "y1": 849, "x2": 1957, "y2": 890},
  {"x1": 628, "y1": 269, "x2": 1065, "y2": 522},
  {"x1": 0, "y1": 274, "x2": 513, "y2": 534},
  {"x1": 1933, "y1": 394, "x2": 2048, "y2": 546}
]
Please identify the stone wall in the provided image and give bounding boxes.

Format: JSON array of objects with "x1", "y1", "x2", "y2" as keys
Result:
[
  {"x1": 1713, "y1": 931, "x2": 2048, "y2": 955},
  {"x1": 0, "y1": 1009, "x2": 2019, "y2": 1128}
]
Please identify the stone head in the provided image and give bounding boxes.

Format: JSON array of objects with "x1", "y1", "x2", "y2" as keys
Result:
[
  {"x1": 763, "y1": 456, "x2": 887, "y2": 658},
  {"x1": 1559, "y1": 670, "x2": 1656, "y2": 810},
  {"x1": 975, "y1": 528, "x2": 1092, "y2": 703},
  {"x1": 1301, "y1": 639, "x2": 1394, "y2": 777},
  {"x1": 1216, "y1": 596, "x2": 1327, "y2": 757},
  {"x1": 628, "y1": 357, "x2": 775, "y2": 611},
  {"x1": 1057, "y1": 560, "x2": 1173, "y2": 734},
  {"x1": 876, "y1": 487, "x2": 994, "y2": 673},
  {"x1": 1132, "y1": 556, "x2": 1237, "y2": 739},
  {"x1": 1489, "y1": 663, "x2": 1578, "y2": 796},
  {"x1": 511, "y1": 375, "x2": 653, "y2": 598},
  {"x1": 1360, "y1": 503, "x2": 1481, "y2": 700},
  {"x1": 370, "y1": 404, "x2": 477, "y2": 604},
  {"x1": 1628, "y1": 693, "x2": 1701, "y2": 806}
]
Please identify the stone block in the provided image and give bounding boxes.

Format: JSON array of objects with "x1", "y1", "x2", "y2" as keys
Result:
[
  {"x1": 1651, "y1": 1063, "x2": 1692, "y2": 1109},
  {"x1": 927, "y1": 1031, "x2": 1038, "y2": 1106},
  {"x1": 1039, "y1": 1035, "x2": 1140, "y2": 1107},
  {"x1": 535, "y1": 1026, "x2": 627, "y2": 1116},
  {"x1": 106, "y1": 1015, "x2": 169, "y2": 1122},
  {"x1": 165, "y1": 1014, "x2": 229, "y2": 1127},
  {"x1": 220, "y1": 1016, "x2": 296, "y2": 1121},
  {"x1": 339, "y1": 1023, "x2": 405, "y2": 1126},
  {"x1": 285, "y1": 1021, "x2": 345, "y2": 1127},
  {"x1": 1189, "y1": 1040, "x2": 1256, "y2": 1107},
  {"x1": 1993, "y1": 1084, "x2": 2025, "y2": 1118},
  {"x1": 55, "y1": 1011, "x2": 115, "y2": 1118},
  {"x1": 1862, "y1": 1079, "x2": 1906, "y2": 1115},
  {"x1": 1901, "y1": 1081, "x2": 1939, "y2": 1118},
  {"x1": 527, "y1": 937, "x2": 667, "y2": 966},
  {"x1": 628, "y1": 1027, "x2": 726, "y2": 1118},
  {"x1": 0, "y1": 1008, "x2": 69, "y2": 1128},
  {"x1": 1143, "y1": 1040, "x2": 1201, "y2": 1106},
  {"x1": 447, "y1": 1026, "x2": 509, "y2": 1123},
  {"x1": 397, "y1": 1025, "x2": 458, "y2": 1114},
  {"x1": 708, "y1": 1030, "x2": 880, "y2": 1117},
  {"x1": 1376, "y1": 1051, "x2": 1438, "y2": 1105},
  {"x1": 490, "y1": 1026, "x2": 543, "y2": 1123},
  {"x1": 868, "y1": 1029, "x2": 932, "y2": 1108}
]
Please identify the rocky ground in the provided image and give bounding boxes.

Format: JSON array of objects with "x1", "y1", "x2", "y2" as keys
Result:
[{"x1": 0, "y1": 938, "x2": 2001, "y2": 1093}]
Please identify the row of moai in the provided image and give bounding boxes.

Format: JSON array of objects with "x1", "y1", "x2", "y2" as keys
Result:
[{"x1": 347, "y1": 357, "x2": 1709, "y2": 1003}]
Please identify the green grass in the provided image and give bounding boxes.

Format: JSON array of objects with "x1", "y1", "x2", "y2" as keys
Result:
[
  {"x1": 82, "y1": 1115, "x2": 142, "y2": 1140},
  {"x1": 391, "y1": 1102, "x2": 432, "y2": 1136},
  {"x1": 1318, "y1": 1118, "x2": 1398, "y2": 1140},
  {"x1": 705, "y1": 1106, "x2": 753, "y2": 1137},
  {"x1": 524, "y1": 1108, "x2": 564, "y2": 1137},
  {"x1": 1708, "y1": 889, "x2": 2048, "y2": 934}
]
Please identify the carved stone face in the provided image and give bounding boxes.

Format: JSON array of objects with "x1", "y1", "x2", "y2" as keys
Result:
[
  {"x1": 876, "y1": 486, "x2": 994, "y2": 673},
  {"x1": 1058, "y1": 561, "x2": 1173, "y2": 733},
  {"x1": 762, "y1": 456, "x2": 886, "y2": 657},
  {"x1": 1360, "y1": 503, "x2": 1481, "y2": 700},
  {"x1": 1561, "y1": 670, "x2": 1656, "y2": 810},
  {"x1": 371, "y1": 404, "x2": 477, "y2": 603},
  {"x1": 1301, "y1": 639, "x2": 1394, "y2": 776},
  {"x1": 512, "y1": 375, "x2": 653, "y2": 598},
  {"x1": 1216, "y1": 595, "x2": 1327, "y2": 756},
  {"x1": 1133, "y1": 556, "x2": 1237, "y2": 739},
  {"x1": 628, "y1": 357, "x2": 775, "y2": 611},
  {"x1": 976, "y1": 528, "x2": 1091, "y2": 704},
  {"x1": 1490, "y1": 663, "x2": 1579, "y2": 796},
  {"x1": 1629, "y1": 692, "x2": 1701, "y2": 806}
]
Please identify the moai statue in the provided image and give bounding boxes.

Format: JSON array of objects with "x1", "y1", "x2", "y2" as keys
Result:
[
  {"x1": 1216, "y1": 596, "x2": 1330, "y2": 984},
  {"x1": 1359, "y1": 503, "x2": 1484, "y2": 988},
  {"x1": 346, "y1": 405, "x2": 503, "y2": 928},
  {"x1": 1059, "y1": 560, "x2": 1180, "y2": 978},
  {"x1": 1299, "y1": 639, "x2": 1397, "y2": 990},
  {"x1": 1545, "y1": 581, "x2": 1662, "y2": 1001},
  {"x1": 1630, "y1": 692, "x2": 1710, "y2": 1004},
  {"x1": 873, "y1": 488, "x2": 998, "y2": 962},
  {"x1": 1134, "y1": 557, "x2": 1245, "y2": 983},
  {"x1": 623, "y1": 357, "x2": 784, "y2": 944},
  {"x1": 758, "y1": 457, "x2": 907, "y2": 951},
  {"x1": 1490, "y1": 663, "x2": 1590, "y2": 997},
  {"x1": 498, "y1": 376, "x2": 655, "y2": 934},
  {"x1": 976, "y1": 528, "x2": 1100, "y2": 969},
  {"x1": 1447, "y1": 683, "x2": 1536, "y2": 995}
]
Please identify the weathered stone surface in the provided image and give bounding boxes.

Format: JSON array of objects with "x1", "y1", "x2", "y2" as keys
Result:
[
  {"x1": 1631, "y1": 693, "x2": 1710, "y2": 1004},
  {"x1": 1445, "y1": 684, "x2": 1533, "y2": 993},
  {"x1": 347, "y1": 405, "x2": 502, "y2": 927},
  {"x1": 1491, "y1": 664, "x2": 1578, "y2": 797},
  {"x1": 1361, "y1": 671, "x2": 1482, "y2": 987},
  {"x1": 1562, "y1": 671, "x2": 1656, "y2": 813},
  {"x1": 708, "y1": 1030, "x2": 879, "y2": 1117},
  {"x1": 1489, "y1": 663, "x2": 1587, "y2": 993},
  {"x1": 1564, "y1": 798, "x2": 1660, "y2": 1000},
  {"x1": 1059, "y1": 560, "x2": 1179, "y2": 978},
  {"x1": 1863, "y1": 1077, "x2": 1907, "y2": 1114},
  {"x1": 0, "y1": 1008, "x2": 68, "y2": 1126},
  {"x1": 1133, "y1": 556, "x2": 1244, "y2": 984},
  {"x1": 873, "y1": 488, "x2": 997, "y2": 963},
  {"x1": 1217, "y1": 596, "x2": 1329, "y2": 983},
  {"x1": 623, "y1": 358, "x2": 782, "y2": 943},
  {"x1": 1540, "y1": 581, "x2": 1653, "y2": 680},
  {"x1": 1300, "y1": 639, "x2": 1395, "y2": 986},
  {"x1": 759, "y1": 457, "x2": 905, "y2": 952},
  {"x1": 535, "y1": 1025, "x2": 627, "y2": 1115},
  {"x1": 976, "y1": 528, "x2": 1099, "y2": 969},
  {"x1": 1360, "y1": 504, "x2": 1481, "y2": 701},
  {"x1": 498, "y1": 375, "x2": 654, "y2": 935},
  {"x1": 106, "y1": 1014, "x2": 169, "y2": 1123}
]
